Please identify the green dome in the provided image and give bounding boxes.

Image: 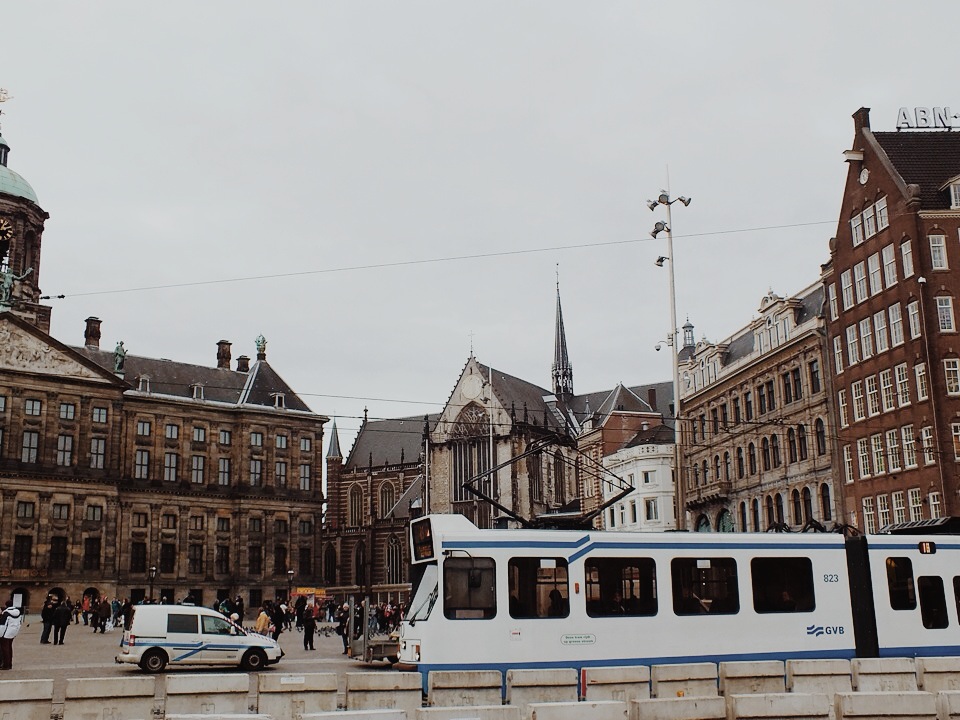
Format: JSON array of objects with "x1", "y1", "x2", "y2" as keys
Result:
[{"x1": 0, "y1": 134, "x2": 39, "y2": 205}]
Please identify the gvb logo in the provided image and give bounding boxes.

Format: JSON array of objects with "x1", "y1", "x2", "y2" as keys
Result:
[{"x1": 806, "y1": 624, "x2": 844, "y2": 637}]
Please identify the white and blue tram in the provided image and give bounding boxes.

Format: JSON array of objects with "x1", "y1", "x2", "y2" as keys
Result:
[{"x1": 397, "y1": 514, "x2": 960, "y2": 686}]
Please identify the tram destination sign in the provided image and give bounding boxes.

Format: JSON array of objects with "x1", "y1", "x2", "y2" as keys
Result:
[{"x1": 896, "y1": 106, "x2": 960, "y2": 130}]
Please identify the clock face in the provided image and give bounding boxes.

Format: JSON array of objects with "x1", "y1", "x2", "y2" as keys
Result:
[
  {"x1": 859, "y1": 167, "x2": 870, "y2": 185},
  {"x1": 0, "y1": 218, "x2": 13, "y2": 242},
  {"x1": 461, "y1": 374, "x2": 483, "y2": 400}
]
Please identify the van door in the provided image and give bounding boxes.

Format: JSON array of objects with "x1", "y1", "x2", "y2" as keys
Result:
[
  {"x1": 200, "y1": 612, "x2": 243, "y2": 664},
  {"x1": 165, "y1": 612, "x2": 203, "y2": 664}
]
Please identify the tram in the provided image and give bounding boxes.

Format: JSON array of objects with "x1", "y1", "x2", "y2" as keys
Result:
[{"x1": 397, "y1": 514, "x2": 960, "y2": 685}]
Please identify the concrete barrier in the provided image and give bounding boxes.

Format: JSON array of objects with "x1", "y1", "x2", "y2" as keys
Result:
[
  {"x1": 164, "y1": 673, "x2": 251, "y2": 716},
  {"x1": 505, "y1": 669, "x2": 578, "y2": 720},
  {"x1": 631, "y1": 695, "x2": 726, "y2": 720},
  {"x1": 257, "y1": 672, "x2": 338, "y2": 720},
  {"x1": 834, "y1": 691, "x2": 936, "y2": 719},
  {"x1": 417, "y1": 706, "x2": 520, "y2": 720},
  {"x1": 718, "y1": 660, "x2": 785, "y2": 696},
  {"x1": 785, "y1": 659, "x2": 853, "y2": 695},
  {"x1": 529, "y1": 700, "x2": 626, "y2": 719},
  {"x1": 936, "y1": 691, "x2": 960, "y2": 720},
  {"x1": 650, "y1": 662, "x2": 718, "y2": 698},
  {"x1": 346, "y1": 672, "x2": 423, "y2": 714},
  {"x1": 916, "y1": 657, "x2": 960, "y2": 692},
  {"x1": 0, "y1": 679, "x2": 54, "y2": 720},
  {"x1": 427, "y1": 670, "x2": 503, "y2": 707},
  {"x1": 303, "y1": 712, "x2": 407, "y2": 720},
  {"x1": 726, "y1": 692, "x2": 831, "y2": 719},
  {"x1": 850, "y1": 658, "x2": 918, "y2": 692},
  {"x1": 581, "y1": 666, "x2": 650, "y2": 705},
  {"x1": 63, "y1": 676, "x2": 157, "y2": 720},
  {"x1": 167, "y1": 716, "x2": 270, "y2": 720}
]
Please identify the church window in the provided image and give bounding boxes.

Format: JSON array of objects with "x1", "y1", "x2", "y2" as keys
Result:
[
  {"x1": 349, "y1": 486, "x2": 364, "y2": 526},
  {"x1": 380, "y1": 483, "x2": 396, "y2": 518},
  {"x1": 386, "y1": 535, "x2": 404, "y2": 585}
]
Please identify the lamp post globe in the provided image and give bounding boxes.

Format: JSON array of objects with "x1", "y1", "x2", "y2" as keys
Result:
[{"x1": 287, "y1": 570, "x2": 294, "y2": 602}]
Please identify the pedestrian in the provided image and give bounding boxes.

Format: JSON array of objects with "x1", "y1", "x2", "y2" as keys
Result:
[
  {"x1": 254, "y1": 605, "x2": 271, "y2": 635},
  {"x1": 81, "y1": 594, "x2": 91, "y2": 625},
  {"x1": 295, "y1": 594, "x2": 307, "y2": 631},
  {"x1": 0, "y1": 600, "x2": 23, "y2": 669},
  {"x1": 39, "y1": 597, "x2": 56, "y2": 644},
  {"x1": 269, "y1": 601, "x2": 285, "y2": 641},
  {"x1": 302, "y1": 605, "x2": 316, "y2": 650},
  {"x1": 53, "y1": 600, "x2": 72, "y2": 645},
  {"x1": 97, "y1": 597, "x2": 112, "y2": 633},
  {"x1": 235, "y1": 595, "x2": 245, "y2": 622},
  {"x1": 335, "y1": 602, "x2": 350, "y2": 654}
]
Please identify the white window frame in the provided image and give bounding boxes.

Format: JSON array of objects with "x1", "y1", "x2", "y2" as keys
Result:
[
  {"x1": 936, "y1": 296, "x2": 956, "y2": 332},
  {"x1": 840, "y1": 270, "x2": 854, "y2": 310},
  {"x1": 953, "y1": 423, "x2": 960, "y2": 461},
  {"x1": 871, "y1": 434, "x2": 886, "y2": 475},
  {"x1": 894, "y1": 363, "x2": 911, "y2": 406},
  {"x1": 863, "y1": 204, "x2": 877, "y2": 238},
  {"x1": 857, "y1": 438, "x2": 871, "y2": 479},
  {"x1": 828, "y1": 284, "x2": 838, "y2": 321},
  {"x1": 860, "y1": 318, "x2": 874, "y2": 359},
  {"x1": 877, "y1": 493, "x2": 890, "y2": 527},
  {"x1": 886, "y1": 429, "x2": 902, "y2": 471},
  {"x1": 930, "y1": 234, "x2": 948, "y2": 270},
  {"x1": 851, "y1": 214, "x2": 864, "y2": 246},
  {"x1": 921, "y1": 426, "x2": 936, "y2": 465},
  {"x1": 842, "y1": 445, "x2": 854, "y2": 484},
  {"x1": 846, "y1": 325, "x2": 860, "y2": 365},
  {"x1": 907, "y1": 300, "x2": 921, "y2": 339},
  {"x1": 862, "y1": 497, "x2": 876, "y2": 534},
  {"x1": 833, "y1": 335, "x2": 844, "y2": 374},
  {"x1": 881, "y1": 243, "x2": 897, "y2": 287},
  {"x1": 854, "y1": 262, "x2": 868, "y2": 303},
  {"x1": 915, "y1": 363, "x2": 929, "y2": 400},
  {"x1": 889, "y1": 303, "x2": 904, "y2": 346},
  {"x1": 867, "y1": 253, "x2": 883, "y2": 296},
  {"x1": 865, "y1": 375, "x2": 880, "y2": 417},
  {"x1": 901, "y1": 240, "x2": 915, "y2": 278},
  {"x1": 930, "y1": 491, "x2": 943, "y2": 519},
  {"x1": 945, "y1": 358, "x2": 960, "y2": 395},
  {"x1": 876, "y1": 196, "x2": 889, "y2": 230},
  {"x1": 879, "y1": 369, "x2": 895, "y2": 412},
  {"x1": 902, "y1": 425, "x2": 918, "y2": 468},
  {"x1": 851, "y1": 381, "x2": 865, "y2": 422},
  {"x1": 874, "y1": 311, "x2": 889, "y2": 353}
]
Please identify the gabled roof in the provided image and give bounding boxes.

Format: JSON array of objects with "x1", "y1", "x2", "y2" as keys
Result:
[
  {"x1": 474, "y1": 361, "x2": 560, "y2": 429},
  {"x1": 564, "y1": 381, "x2": 673, "y2": 425},
  {"x1": 625, "y1": 423, "x2": 675, "y2": 447},
  {"x1": 345, "y1": 414, "x2": 440, "y2": 471},
  {"x1": 872, "y1": 131, "x2": 960, "y2": 209}
]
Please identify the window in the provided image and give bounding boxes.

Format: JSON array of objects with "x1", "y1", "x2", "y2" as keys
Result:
[
  {"x1": 886, "y1": 557, "x2": 915, "y2": 610},
  {"x1": 815, "y1": 418, "x2": 827, "y2": 456},
  {"x1": 857, "y1": 438, "x2": 871, "y2": 479},
  {"x1": 219, "y1": 429, "x2": 231, "y2": 445},
  {"x1": 733, "y1": 397, "x2": 741, "y2": 424},
  {"x1": 854, "y1": 262, "x2": 868, "y2": 303},
  {"x1": 165, "y1": 424, "x2": 179, "y2": 440},
  {"x1": 766, "y1": 380, "x2": 776, "y2": 411},
  {"x1": 671, "y1": 557, "x2": 739, "y2": 615},
  {"x1": 83, "y1": 537, "x2": 101, "y2": 570},
  {"x1": 751, "y1": 557, "x2": 814, "y2": 613},
  {"x1": 274, "y1": 545, "x2": 287, "y2": 574},
  {"x1": 937, "y1": 297, "x2": 956, "y2": 332},
  {"x1": 863, "y1": 204, "x2": 877, "y2": 238},
  {"x1": 877, "y1": 493, "x2": 890, "y2": 527},
  {"x1": 161, "y1": 513, "x2": 177, "y2": 529},
  {"x1": 827, "y1": 284, "x2": 838, "y2": 320},
  {"x1": 868, "y1": 253, "x2": 882, "y2": 296},
  {"x1": 160, "y1": 543, "x2": 176, "y2": 573},
  {"x1": 275, "y1": 434, "x2": 287, "y2": 449},
  {"x1": 249, "y1": 459, "x2": 262, "y2": 486},
  {"x1": 192, "y1": 426, "x2": 206, "y2": 443},
  {"x1": 21, "y1": 430, "x2": 39, "y2": 462},
  {"x1": 59, "y1": 403, "x2": 75, "y2": 420},
  {"x1": 163, "y1": 452, "x2": 178, "y2": 482},
  {"x1": 946, "y1": 359, "x2": 960, "y2": 395},
  {"x1": 952, "y1": 183, "x2": 960, "y2": 210},
  {"x1": 748, "y1": 443, "x2": 757, "y2": 474},
  {"x1": 218, "y1": 457, "x2": 231, "y2": 486},
  {"x1": 584, "y1": 557, "x2": 657, "y2": 617},
  {"x1": 930, "y1": 491, "x2": 943, "y2": 518},
  {"x1": 300, "y1": 437, "x2": 312, "y2": 452},
  {"x1": 907, "y1": 301, "x2": 921, "y2": 339},
  {"x1": 921, "y1": 426, "x2": 936, "y2": 465},
  {"x1": 52, "y1": 503, "x2": 70, "y2": 520},
  {"x1": 191, "y1": 455, "x2": 204, "y2": 483},
  {"x1": 901, "y1": 240, "x2": 915, "y2": 277},
  {"x1": 248, "y1": 545, "x2": 262, "y2": 574},
  {"x1": 860, "y1": 318, "x2": 874, "y2": 359},
  {"x1": 892, "y1": 491, "x2": 906, "y2": 524},
  {"x1": 745, "y1": 392, "x2": 753, "y2": 421},
  {"x1": 298, "y1": 519, "x2": 313, "y2": 534},
  {"x1": 92, "y1": 406, "x2": 108, "y2": 423},
  {"x1": 444, "y1": 557, "x2": 497, "y2": 620},
  {"x1": 56, "y1": 434, "x2": 73, "y2": 466},
  {"x1": 874, "y1": 311, "x2": 889, "y2": 353},
  {"x1": 249, "y1": 517, "x2": 262, "y2": 532},
  {"x1": 215, "y1": 545, "x2": 230, "y2": 575},
  {"x1": 24, "y1": 399, "x2": 41, "y2": 416},
  {"x1": 865, "y1": 375, "x2": 879, "y2": 416},
  {"x1": 872, "y1": 434, "x2": 886, "y2": 475},
  {"x1": 275, "y1": 461, "x2": 287, "y2": 487},
  {"x1": 930, "y1": 234, "x2": 948, "y2": 269},
  {"x1": 916, "y1": 363, "x2": 929, "y2": 401},
  {"x1": 862, "y1": 497, "x2": 876, "y2": 533},
  {"x1": 132, "y1": 511, "x2": 147, "y2": 528},
  {"x1": 508, "y1": 557, "x2": 569, "y2": 619},
  {"x1": 909, "y1": 488, "x2": 923, "y2": 521},
  {"x1": 781, "y1": 373, "x2": 793, "y2": 404},
  {"x1": 275, "y1": 518, "x2": 289, "y2": 534},
  {"x1": 216, "y1": 517, "x2": 230, "y2": 532},
  {"x1": 895, "y1": 363, "x2": 911, "y2": 406},
  {"x1": 131, "y1": 542, "x2": 148, "y2": 574},
  {"x1": 12, "y1": 535, "x2": 32, "y2": 569},
  {"x1": 842, "y1": 445, "x2": 853, "y2": 483},
  {"x1": 797, "y1": 425, "x2": 808, "y2": 460},
  {"x1": 189, "y1": 515, "x2": 204, "y2": 530},
  {"x1": 16, "y1": 501, "x2": 35, "y2": 518},
  {"x1": 851, "y1": 381, "x2": 865, "y2": 422},
  {"x1": 840, "y1": 270, "x2": 854, "y2": 310},
  {"x1": 85, "y1": 505, "x2": 103, "y2": 521},
  {"x1": 876, "y1": 196, "x2": 889, "y2": 230},
  {"x1": 880, "y1": 370, "x2": 895, "y2": 412},
  {"x1": 788, "y1": 429, "x2": 798, "y2": 463},
  {"x1": 846, "y1": 325, "x2": 860, "y2": 365},
  {"x1": 90, "y1": 437, "x2": 105, "y2": 469},
  {"x1": 834, "y1": 336, "x2": 844, "y2": 374},
  {"x1": 250, "y1": 432, "x2": 263, "y2": 447},
  {"x1": 136, "y1": 420, "x2": 151, "y2": 437},
  {"x1": 882, "y1": 243, "x2": 897, "y2": 287},
  {"x1": 902, "y1": 425, "x2": 918, "y2": 468},
  {"x1": 0, "y1": 395, "x2": 5, "y2": 412},
  {"x1": 889, "y1": 304, "x2": 904, "y2": 346},
  {"x1": 919, "y1": 576, "x2": 949, "y2": 629},
  {"x1": 188, "y1": 544, "x2": 204, "y2": 574},
  {"x1": 851, "y1": 214, "x2": 864, "y2": 246},
  {"x1": 49, "y1": 537, "x2": 68, "y2": 570},
  {"x1": 809, "y1": 360, "x2": 821, "y2": 394},
  {"x1": 645, "y1": 498, "x2": 659, "y2": 521}
]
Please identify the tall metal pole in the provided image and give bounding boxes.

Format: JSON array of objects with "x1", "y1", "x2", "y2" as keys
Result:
[{"x1": 665, "y1": 201, "x2": 684, "y2": 531}]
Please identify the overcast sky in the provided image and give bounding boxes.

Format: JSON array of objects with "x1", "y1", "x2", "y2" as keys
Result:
[{"x1": 3, "y1": 2, "x2": 958, "y2": 465}]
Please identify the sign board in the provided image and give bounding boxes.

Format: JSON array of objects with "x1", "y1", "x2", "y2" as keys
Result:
[{"x1": 897, "y1": 107, "x2": 960, "y2": 130}]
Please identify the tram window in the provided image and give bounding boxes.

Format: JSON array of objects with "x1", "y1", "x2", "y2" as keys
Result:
[
  {"x1": 585, "y1": 557, "x2": 657, "y2": 617},
  {"x1": 918, "y1": 576, "x2": 948, "y2": 629},
  {"x1": 886, "y1": 557, "x2": 917, "y2": 610},
  {"x1": 751, "y1": 557, "x2": 815, "y2": 613},
  {"x1": 671, "y1": 557, "x2": 739, "y2": 615},
  {"x1": 508, "y1": 557, "x2": 569, "y2": 619},
  {"x1": 411, "y1": 519, "x2": 435, "y2": 561},
  {"x1": 443, "y1": 557, "x2": 496, "y2": 620}
]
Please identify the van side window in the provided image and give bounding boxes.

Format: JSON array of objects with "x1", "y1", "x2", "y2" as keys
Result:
[
  {"x1": 918, "y1": 576, "x2": 949, "y2": 629},
  {"x1": 751, "y1": 557, "x2": 815, "y2": 613},
  {"x1": 508, "y1": 557, "x2": 569, "y2": 619},
  {"x1": 443, "y1": 556, "x2": 496, "y2": 620},
  {"x1": 167, "y1": 613, "x2": 199, "y2": 633},
  {"x1": 202, "y1": 614, "x2": 235, "y2": 634},
  {"x1": 886, "y1": 557, "x2": 917, "y2": 610},
  {"x1": 672, "y1": 557, "x2": 739, "y2": 615},
  {"x1": 585, "y1": 557, "x2": 657, "y2": 617}
]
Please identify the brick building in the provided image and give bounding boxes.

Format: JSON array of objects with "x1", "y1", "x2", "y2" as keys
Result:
[{"x1": 822, "y1": 107, "x2": 960, "y2": 530}]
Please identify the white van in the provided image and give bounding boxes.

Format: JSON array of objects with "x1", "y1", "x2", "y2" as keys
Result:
[{"x1": 116, "y1": 604, "x2": 283, "y2": 672}]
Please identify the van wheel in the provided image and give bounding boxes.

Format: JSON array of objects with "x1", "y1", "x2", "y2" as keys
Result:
[
  {"x1": 241, "y1": 649, "x2": 267, "y2": 671},
  {"x1": 139, "y1": 649, "x2": 168, "y2": 673}
]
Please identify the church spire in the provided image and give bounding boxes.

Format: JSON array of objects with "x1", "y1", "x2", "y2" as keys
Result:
[
  {"x1": 552, "y1": 277, "x2": 573, "y2": 397},
  {"x1": 326, "y1": 418, "x2": 342, "y2": 460}
]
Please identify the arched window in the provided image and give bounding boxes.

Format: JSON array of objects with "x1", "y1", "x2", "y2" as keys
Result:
[
  {"x1": 354, "y1": 541, "x2": 366, "y2": 587},
  {"x1": 815, "y1": 418, "x2": 827, "y2": 456},
  {"x1": 702, "y1": 460, "x2": 709, "y2": 484},
  {"x1": 765, "y1": 495, "x2": 775, "y2": 527},
  {"x1": 717, "y1": 509, "x2": 735, "y2": 532},
  {"x1": 736, "y1": 448, "x2": 744, "y2": 479},
  {"x1": 771, "y1": 434, "x2": 781, "y2": 467},
  {"x1": 385, "y1": 534, "x2": 403, "y2": 585},
  {"x1": 553, "y1": 452, "x2": 566, "y2": 505},
  {"x1": 379, "y1": 482, "x2": 396, "y2": 519},
  {"x1": 323, "y1": 544, "x2": 337, "y2": 585},
  {"x1": 792, "y1": 489, "x2": 802, "y2": 524},
  {"x1": 349, "y1": 486, "x2": 364, "y2": 526},
  {"x1": 714, "y1": 455, "x2": 721, "y2": 483},
  {"x1": 798, "y1": 424, "x2": 808, "y2": 460},
  {"x1": 748, "y1": 443, "x2": 757, "y2": 475},
  {"x1": 820, "y1": 483, "x2": 832, "y2": 521},
  {"x1": 739, "y1": 502, "x2": 747, "y2": 531},
  {"x1": 787, "y1": 428, "x2": 798, "y2": 463},
  {"x1": 775, "y1": 493, "x2": 785, "y2": 524},
  {"x1": 762, "y1": 437, "x2": 771, "y2": 471},
  {"x1": 696, "y1": 515, "x2": 712, "y2": 532},
  {"x1": 693, "y1": 465, "x2": 700, "y2": 486},
  {"x1": 802, "y1": 487, "x2": 813, "y2": 523},
  {"x1": 751, "y1": 498, "x2": 760, "y2": 532},
  {"x1": 723, "y1": 452, "x2": 731, "y2": 481}
]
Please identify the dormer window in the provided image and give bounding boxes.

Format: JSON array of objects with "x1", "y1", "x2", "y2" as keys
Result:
[
  {"x1": 138, "y1": 375, "x2": 151, "y2": 393},
  {"x1": 272, "y1": 393, "x2": 285, "y2": 409},
  {"x1": 952, "y1": 183, "x2": 960, "y2": 210},
  {"x1": 191, "y1": 383, "x2": 204, "y2": 400}
]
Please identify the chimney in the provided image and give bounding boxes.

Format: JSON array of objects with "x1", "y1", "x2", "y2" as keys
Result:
[
  {"x1": 236, "y1": 355, "x2": 250, "y2": 373},
  {"x1": 216, "y1": 340, "x2": 232, "y2": 369},
  {"x1": 853, "y1": 107, "x2": 871, "y2": 134},
  {"x1": 84, "y1": 317, "x2": 102, "y2": 349},
  {"x1": 647, "y1": 387, "x2": 657, "y2": 411}
]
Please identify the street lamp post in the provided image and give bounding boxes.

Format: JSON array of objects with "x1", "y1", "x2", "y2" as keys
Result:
[
  {"x1": 148, "y1": 566, "x2": 157, "y2": 603},
  {"x1": 649, "y1": 190, "x2": 691, "y2": 530},
  {"x1": 287, "y1": 569, "x2": 295, "y2": 602}
]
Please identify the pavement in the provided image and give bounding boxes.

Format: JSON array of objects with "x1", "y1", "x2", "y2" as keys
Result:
[{"x1": 5, "y1": 614, "x2": 391, "y2": 704}]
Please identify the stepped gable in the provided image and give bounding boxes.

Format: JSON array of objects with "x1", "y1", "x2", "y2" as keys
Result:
[
  {"x1": 872, "y1": 131, "x2": 960, "y2": 208},
  {"x1": 345, "y1": 414, "x2": 440, "y2": 471}
]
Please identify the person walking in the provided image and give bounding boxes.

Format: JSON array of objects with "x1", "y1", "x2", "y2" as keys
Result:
[
  {"x1": 53, "y1": 600, "x2": 72, "y2": 645},
  {"x1": 254, "y1": 605, "x2": 271, "y2": 635},
  {"x1": 335, "y1": 603, "x2": 350, "y2": 655},
  {"x1": 235, "y1": 596, "x2": 245, "y2": 622},
  {"x1": 302, "y1": 604, "x2": 316, "y2": 650},
  {"x1": 96, "y1": 597, "x2": 112, "y2": 633},
  {"x1": 269, "y1": 601, "x2": 285, "y2": 642},
  {"x1": 39, "y1": 597, "x2": 56, "y2": 644},
  {"x1": 0, "y1": 600, "x2": 23, "y2": 670}
]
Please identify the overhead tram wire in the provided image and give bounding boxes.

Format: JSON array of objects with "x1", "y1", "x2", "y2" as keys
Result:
[{"x1": 40, "y1": 219, "x2": 834, "y2": 300}]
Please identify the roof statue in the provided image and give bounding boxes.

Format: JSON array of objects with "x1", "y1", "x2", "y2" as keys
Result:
[
  {"x1": 255, "y1": 334, "x2": 267, "y2": 360},
  {"x1": 0, "y1": 266, "x2": 31, "y2": 309},
  {"x1": 113, "y1": 341, "x2": 127, "y2": 373}
]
